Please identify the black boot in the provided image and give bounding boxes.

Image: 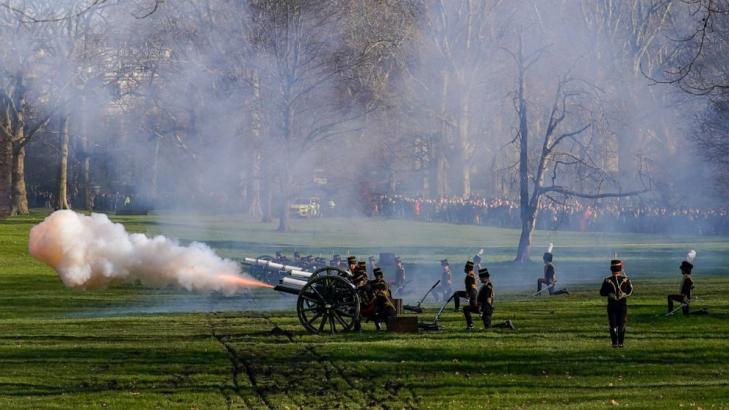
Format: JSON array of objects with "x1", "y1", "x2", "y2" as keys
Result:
[
  {"x1": 618, "y1": 327, "x2": 625, "y2": 347},
  {"x1": 610, "y1": 327, "x2": 618, "y2": 347}
]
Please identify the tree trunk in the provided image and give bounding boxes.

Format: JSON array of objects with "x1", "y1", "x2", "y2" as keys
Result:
[
  {"x1": 248, "y1": 69, "x2": 263, "y2": 218},
  {"x1": 11, "y1": 143, "x2": 28, "y2": 215},
  {"x1": 80, "y1": 96, "x2": 92, "y2": 211},
  {"x1": 515, "y1": 206, "x2": 537, "y2": 262},
  {"x1": 277, "y1": 194, "x2": 290, "y2": 232},
  {"x1": 57, "y1": 114, "x2": 71, "y2": 210},
  {"x1": 435, "y1": 70, "x2": 450, "y2": 197},
  {"x1": 0, "y1": 137, "x2": 12, "y2": 217},
  {"x1": 261, "y1": 161, "x2": 273, "y2": 223},
  {"x1": 150, "y1": 135, "x2": 160, "y2": 201},
  {"x1": 458, "y1": 82, "x2": 472, "y2": 197},
  {"x1": 516, "y1": 38, "x2": 532, "y2": 262}
]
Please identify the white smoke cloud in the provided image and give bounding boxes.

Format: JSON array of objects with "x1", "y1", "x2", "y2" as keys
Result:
[{"x1": 28, "y1": 210, "x2": 270, "y2": 294}]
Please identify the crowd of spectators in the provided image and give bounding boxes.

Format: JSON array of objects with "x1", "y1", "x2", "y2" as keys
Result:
[
  {"x1": 371, "y1": 194, "x2": 729, "y2": 235},
  {"x1": 28, "y1": 187, "x2": 133, "y2": 212}
]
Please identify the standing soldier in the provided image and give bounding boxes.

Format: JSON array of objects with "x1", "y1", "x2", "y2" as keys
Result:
[
  {"x1": 450, "y1": 260, "x2": 473, "y2": 311},
  {"x1": 599, "y1": 259, "x2": 634, "y2": 348},
  {"x1": 667, "y1": 250, "x2": 696, "y2": 315},
  {"x1": 473, "y1": 249, "x2": 484, "y2": 271},
  {"x1": 394, "y1": 257, "x2": 406, "y2": 291},
  {"x1": 436, "y1": 259, "x2": 453, "y2": 301},
  {"x1": 330, "y1": 254, "x2": 342, "y2": 268},
  {"x1": 367, "y1": 256, "x2": 377, "y2": 276},
  {"x1": 536, "y1": 243, "x2": 569, "y2": 296},
  {"x1": 463, "y1": 268, "x2": 515, "y2": 331}
]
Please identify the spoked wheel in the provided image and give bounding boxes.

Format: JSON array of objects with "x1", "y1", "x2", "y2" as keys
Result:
[
  {"x1": 297, "y1": 275, "x2": 360, "y2": 334},
  {"x1": 309, "y1": 266, "x2": 352, "y2": 280}
]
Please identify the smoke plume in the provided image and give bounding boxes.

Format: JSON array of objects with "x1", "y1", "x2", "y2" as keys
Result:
[{"x1": 28, "y1": 210, "x2": 271, "y2": 294}]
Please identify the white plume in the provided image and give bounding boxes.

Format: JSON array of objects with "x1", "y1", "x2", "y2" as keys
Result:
[
  {"x1": 28, "y1": 210, "x2": 269, "y2": 295},
  {"x1": 547, "y1": 242, "x2": 553, "y2": 253},
  {"x1": 477, "y1": 248, "x2": 484, "y2": 256},
  {"x1": 686, "y1": 250, "x2": 697, "y2": 263}
]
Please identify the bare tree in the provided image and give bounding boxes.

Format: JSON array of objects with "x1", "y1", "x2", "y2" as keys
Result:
[{"x1": 505, "y1": 40, "x2": 647, "y2": 262}]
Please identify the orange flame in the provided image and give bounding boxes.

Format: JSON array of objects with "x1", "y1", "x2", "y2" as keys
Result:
[{"x1": 218, "y1": 273, "x2": 273, "y2": 289}]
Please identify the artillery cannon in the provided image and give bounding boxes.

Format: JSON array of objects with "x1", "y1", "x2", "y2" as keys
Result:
[{"x1": 273, "y1": 266, "x2": 361, "y2": 334}]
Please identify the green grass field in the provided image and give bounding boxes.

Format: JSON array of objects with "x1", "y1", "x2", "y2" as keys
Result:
[{"x1": 1, "y1": 211, "x2": 728, "y2": 409}]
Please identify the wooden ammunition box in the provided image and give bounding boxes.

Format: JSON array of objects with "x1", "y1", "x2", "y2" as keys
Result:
[
  {"x1": 392, "y1": 298, "x2": 403, "y2": 315},
  {"x1": 387, "y1": 316, "x2": 419, "y2": 333}
]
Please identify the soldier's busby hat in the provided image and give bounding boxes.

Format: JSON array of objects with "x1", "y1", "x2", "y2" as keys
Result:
[
  {"x1": 464, "y1": 260, "x2": 474, "y2": 273},
  {"x1": 294, "y1": 251, "x2": 301, "y2": 257},
  {"x1": 306, "y1": 255, "x2": 313, "y2": 261},
  {"x1": 681, "y1": 250, "x2": 696, "y2": 273},
  {"x1": 373, "y1": 267, "x2": 383, "y2": 277},
  {"x1": 357, "y1": 261, "x2": 366, "y2": 268},
  {"x1": 610, "y1": 259, "x2": 624, "y2": 273},
  {"x1": 275, "y1": 251, "x2": 282, "y2": 257},
  {"x1": 478, "y1": 267, "x2": 490, "y2": 278},
  {"x1": 440, "y1": 259, "x2": 449, "y2": 266},
  {"x1": 347, "y1": 256, "x2": 357, "y2": 264},
  {"x1": 543, "y1": 243, "x2": 554, "y2": 262}
]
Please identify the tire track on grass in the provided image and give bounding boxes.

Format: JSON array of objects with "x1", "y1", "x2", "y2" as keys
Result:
[
  {"x1": 207, "y1": 313, "x2": 272, "y2": 410},
  {"x1": 260, "y1": 316, "x2": 419, "y2": 410}
]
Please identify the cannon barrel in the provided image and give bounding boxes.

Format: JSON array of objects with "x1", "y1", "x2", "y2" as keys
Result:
[
  {"x1": 243, "y1": 257, "x2": 304, "y2": 272},
  {"x1": 273, "y1": 276, "x2": 309, "y2": 296}
]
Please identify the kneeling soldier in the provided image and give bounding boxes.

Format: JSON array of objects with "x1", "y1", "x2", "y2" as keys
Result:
[
  {"x1": 463, "y1": 268, "x2": 515, "y2": 331},
  {"x1": 600, "y1": 259, "x2": 633, "y2": 348},
  {"x1": 371, "y1": 268, "x2": 396, "y2": 330},
  {"x1": 537, "y1": 243, "x2": 569, "y2": 296},
  {"x1": 668, "y1": 250, "x2": 696, "y2": 315}
]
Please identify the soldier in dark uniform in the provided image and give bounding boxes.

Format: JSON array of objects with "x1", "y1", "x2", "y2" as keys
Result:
[
  {"x1": 367, "y1": 256, "x2": 377, "y2": 276},
  {"x1": 450, "y1": 261, "x2": 473, "y2": 311},
  {"x1": 350, "y1": 260, "x2": 369, "y2": 332},
  {"x1": 357, "y1": 261, "x2": 367, "y2": 277},
  {"x1": 371, "y1": 267, "x2": 396, "y2": 330},
  {"x1": 347, "y1": 255, "x2": 357, "y2": 273},
  {"x1": 473, "y1": 249, "x2": 484, "y2": 271},
  {"x1": 330, "y1": 254, "x2": 342, "y2": 268},
  {"x1": 436, "y1": 259, "x2": 453, "y2": 301},
  {"x1": 293, "y1": 251, "x2": 301, "y2": 265},
  {"x1": 667, "y1": 254, "x2": 695, "y2": 315},
  {"x1": 275, "y1": 251, "x2": 288, "y2": 264},
  {"x1": 537, "y1": 244, "x2": 569, "y2": 296},
  {"x1": 463, "y1": 268, "x2": 515, "y2": 331},
  {"x1": 394, "y1": 257, "x2": 405, "y2": 289},
  {"x1": 599, "y1": 259, "x2": 634, "y2": 348}
]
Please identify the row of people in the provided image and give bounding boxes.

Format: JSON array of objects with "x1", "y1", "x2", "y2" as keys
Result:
[
  {"x1": 442, "y1": 250, "x2": 699, "y2": 348},
  {"x1": 373, "y1": 194, "x2": 729, "y2": 235}
]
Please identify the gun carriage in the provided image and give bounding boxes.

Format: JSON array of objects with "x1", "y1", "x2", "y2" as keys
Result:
[{"x1": 244, "y1": 258, "x2": 363, "y2": 334}]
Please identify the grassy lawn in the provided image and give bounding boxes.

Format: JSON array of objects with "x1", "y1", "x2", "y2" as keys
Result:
[{"x1": 1, "y1": 211, "x2": 728, "y2": 409}]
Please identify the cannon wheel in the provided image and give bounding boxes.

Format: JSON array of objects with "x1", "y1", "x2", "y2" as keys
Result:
[
  {"x1": 297, "y1": 275, "x2": 360, "y2": 334},
  {"x1": 309, "y1": 266, "x2": 352, "y2": 280}
]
